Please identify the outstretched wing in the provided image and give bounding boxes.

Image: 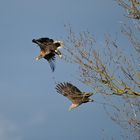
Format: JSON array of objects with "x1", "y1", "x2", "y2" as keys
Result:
[
  {"x1": 32, "y1": 37, "x2": 54, "y2": 50},
  {"x1": 44, "y1": 53, "x2": 55, "y2": 72},
  {"x1": 55, "y1": 82, "x2": 84, "y2": 103},
  {"x1": 36, "y1": 38, "x2": 54, "y2": 43},
  {"x1": 32, "y1": 38, "x2": 54, "y2": 44},
  {"x1": 32, "y1": 38, "x2": 64, "y2": 55}
]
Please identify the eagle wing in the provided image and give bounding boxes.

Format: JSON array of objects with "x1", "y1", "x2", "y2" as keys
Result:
[
  {"x1": 44, "y1": 53, "x2": 55, "y2": 72},
  {"x1": 33, "y1": 38, "x2": 54, "y2": 45},
  {"x1": 55, "y1": 82, "x2": 85, "y2": 104},
  {"x1": 36, "y1": 38, "x2": 54, "y2": 43},
  {"x1": 32, "y1": 38, "x2": 54, "y2": 51}
]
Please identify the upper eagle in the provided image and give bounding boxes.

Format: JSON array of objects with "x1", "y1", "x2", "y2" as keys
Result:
[
  {"x1": 55, "y1": 82, "x2": 94, "y2": 110},
  {"x1": 32, "y1": 37, "x2": 64, "y2": 72}
]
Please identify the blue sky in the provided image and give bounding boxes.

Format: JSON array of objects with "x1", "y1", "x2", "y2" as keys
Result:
[{"x1": 0, "y1": 0, "x2": 132, "y2": 140}]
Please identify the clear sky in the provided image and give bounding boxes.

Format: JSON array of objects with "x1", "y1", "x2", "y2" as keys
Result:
[{"x1": 0, "y1": 0, "x2": 131, "y2": 140}]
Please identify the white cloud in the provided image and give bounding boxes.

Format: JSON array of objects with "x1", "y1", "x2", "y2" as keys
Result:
[
  {"x1": 0, "y1": 116, "x2": 22, "y2": 140},
  {"x1": 28, "y1": 111, "x2": 48, "y2": 126}
]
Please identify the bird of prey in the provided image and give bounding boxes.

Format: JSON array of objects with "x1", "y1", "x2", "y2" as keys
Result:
[
  {"x1": 55, "y1": 82, "x2": 94, "y2": 110},
  {"x1": 32, "y1": 37, "x2": 64, "y2": 72}
]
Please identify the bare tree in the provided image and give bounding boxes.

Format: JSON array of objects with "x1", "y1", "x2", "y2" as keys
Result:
[
  {"x1": 116, "y1": 0, "x2": 140, "y2": 19},
  {"x1": 63, "y1": 1, "x2": 140, "y2": 138},
  {"x1": 64, "y1": 25, "x2": 140, "y2": 97}
]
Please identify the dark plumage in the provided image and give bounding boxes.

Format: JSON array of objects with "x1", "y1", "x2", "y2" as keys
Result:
[
  {"x1": 55, "y1": 82, "x2": 93, "y2": 110},
  {"x1": 32, "y1": 37, "x2": 64, "y2": 72}
]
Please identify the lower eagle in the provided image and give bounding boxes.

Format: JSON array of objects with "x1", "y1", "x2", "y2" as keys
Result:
[
  {"x1": 55, "y1": 82, "x2": 94, "y2": 110},
  {"x1": 32, "y1": 37, "x2": 64, "y2": 72}
]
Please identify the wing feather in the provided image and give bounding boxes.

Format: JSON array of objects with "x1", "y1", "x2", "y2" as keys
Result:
[
  {"x1": 55, "y1": 82, "x2": 84, "y2": 103},
  {"x1": 32, "y1": 38, "x2": 54, "y2": 51},
  {"x1": 32, "y1": 38, "x2": 63, "y2": 54},
  {"x1": 56, "y1": 82, "x2": 82, "y2": 95},
  {"x1": 36, "y1": 38, "x2": 54, "y2": 43}
]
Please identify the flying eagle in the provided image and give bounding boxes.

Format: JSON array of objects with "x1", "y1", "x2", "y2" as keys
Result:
[
  {"x1": 32, "y1": 37, "x2": 64, "y2": 72},
  {"x1": 55, "y1": 82, "x2": 94, "y2": 110}
]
